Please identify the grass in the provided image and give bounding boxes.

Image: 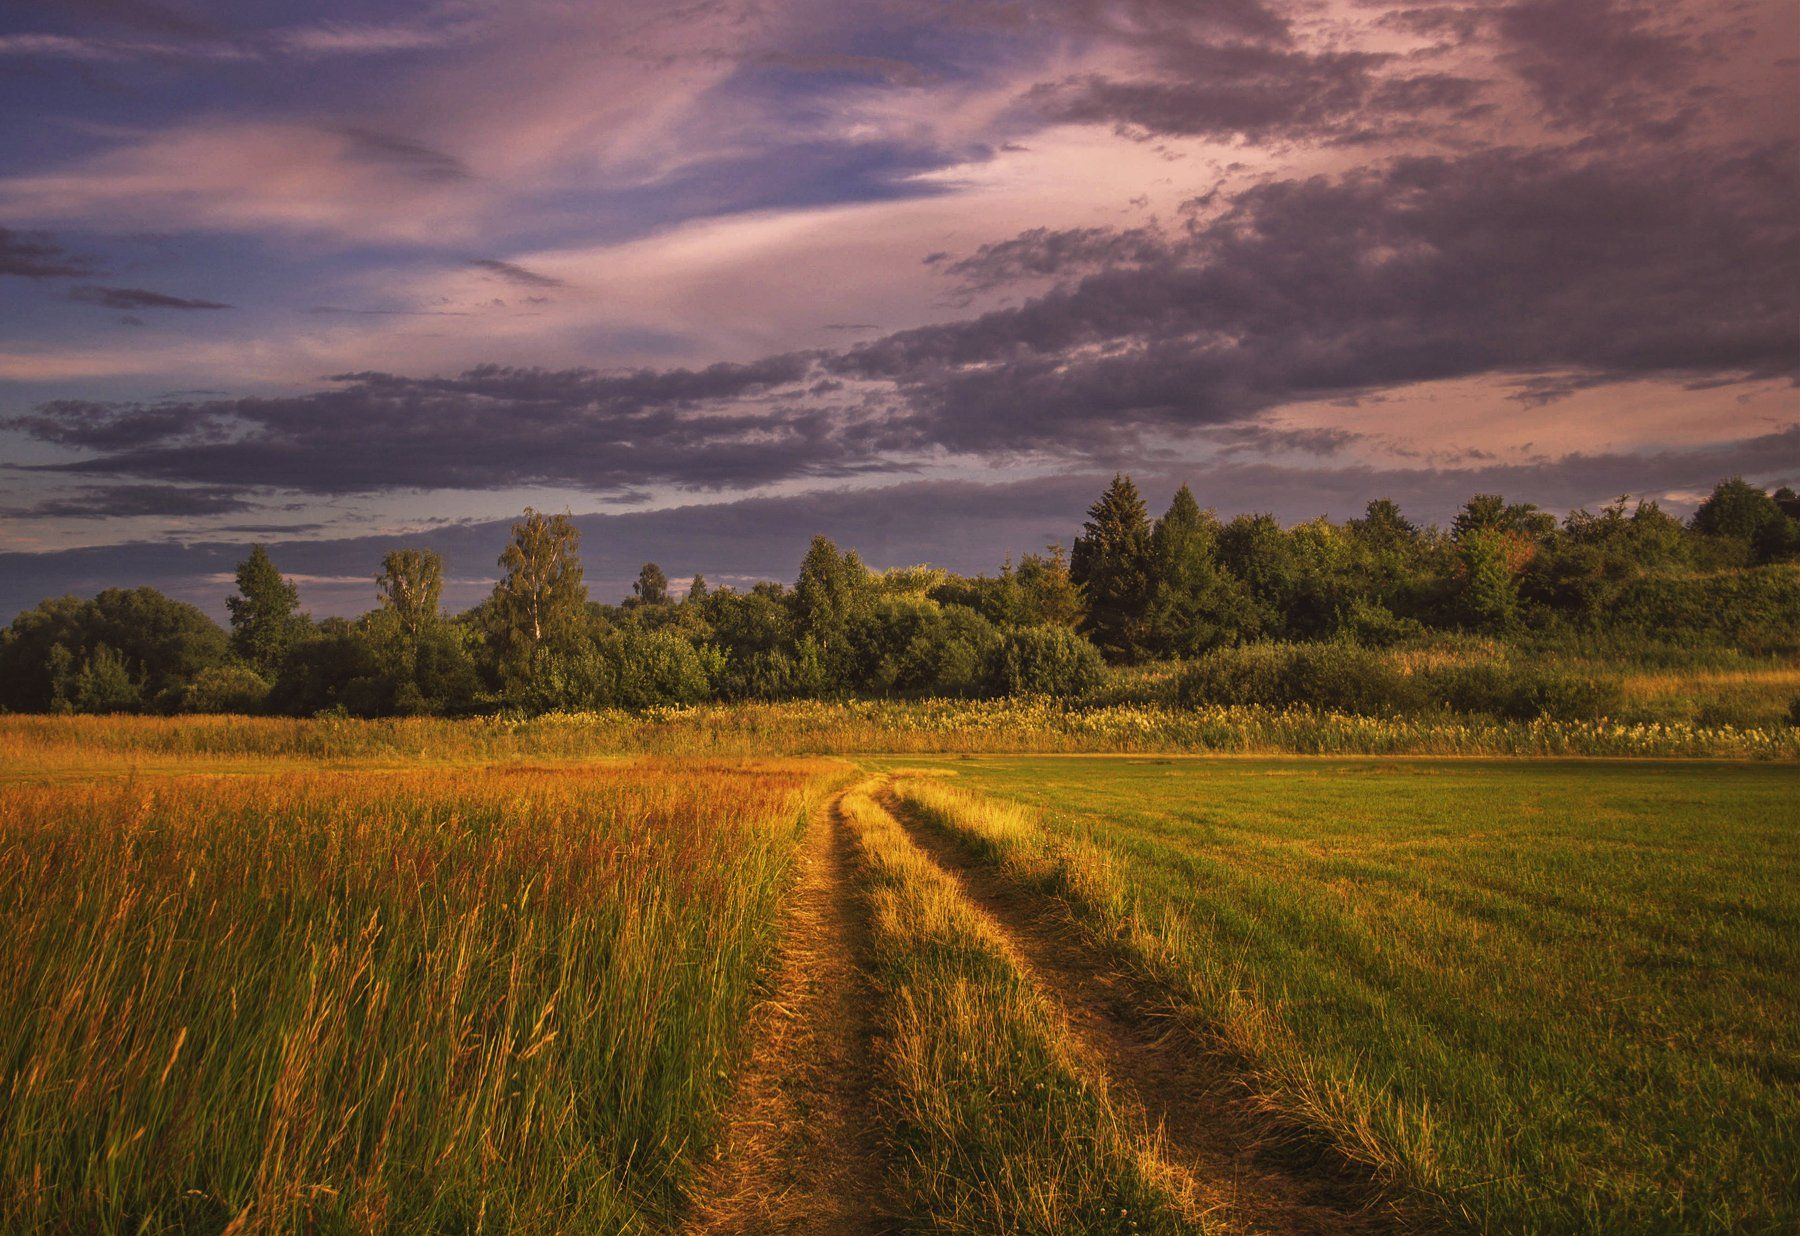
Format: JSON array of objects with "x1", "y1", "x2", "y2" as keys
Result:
[
  {"x1": 885, "y1": 758, "x2": 1800, "y2": 1233},
  {"x1": 840, "y1": 779, "x2": 1195, "y2": 1234},
  {"x1": 5, "y1": 712, "x2": 1793, "y2": 1232},
  {"x1": 0, "y1": 759, "x2": 840, "y2": 1233},
  {"x1": 4, "y1": 700, "x2": 1796, "y2": 776}
]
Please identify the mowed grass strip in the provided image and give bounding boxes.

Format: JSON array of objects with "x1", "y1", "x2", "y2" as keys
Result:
[
  {"x1": 841, "y1": 780, "x2": 1199, "y2": 1234},
  {"x1": 0, "y1": 759, "x2": 836, "y2": 1233},
  {"x1": 891, "y1": 760, "x2": 1800, "y2": 1233}
]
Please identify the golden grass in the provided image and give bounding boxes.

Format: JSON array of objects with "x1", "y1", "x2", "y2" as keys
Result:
[{"x1": 0, "y1": 758, "x2": 840, "y2": 1232}]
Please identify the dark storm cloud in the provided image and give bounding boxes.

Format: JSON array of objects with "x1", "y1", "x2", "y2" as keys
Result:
[
  {"x1": 936, "y1": 225, "x2": 1168, "y2": 292},
  {"x1": 4, "y1": 428, "x2": 1791, "y2": 622},
  {"x1": 1495, "y1": 0, "x2": 1701, "y2": 128},
  {"x1": 1, "y1": 483, "x2": 254, "y2": 520},
  {"x1": 834, "y1": 141, "x2": 1798, "y2": 453},
  {"x1": 5, "y1": 354, "x2": 880, "y2": 495},
  {"x1": 467, "y1": 259, "x2": 566, "y2": 289},
  {"x1": 0, "y1": 227, "x2": 95, "y2": 279},
  {"x1": 10, "y1": 134, "x2": 1795, "y2": 497},
  {"x1": 1026, "y1": 43, "x2": 1484, "y2": 144},
  {"x1": 69, "y1": 285, "x2": 232, "y2": 310}
]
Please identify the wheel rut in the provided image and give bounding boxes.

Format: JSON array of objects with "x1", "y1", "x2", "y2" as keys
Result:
[
  {"x1": 687, "y1": 788, "x2": 893, "y2": 1235},
  {"x1": 880, "y1": 786, "x2": 1403, "y2": 1235}
]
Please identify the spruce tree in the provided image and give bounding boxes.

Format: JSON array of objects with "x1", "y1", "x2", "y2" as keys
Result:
[
  {"x1": 227, "y1": 545, "x2": 305, "y2": 675},
  {"x1": 1070, "y1": 474, "x2": 1153, "y2": 660},
  {"x1": 1145, "y1": 485, "x2": 1259, "y2": 657}
]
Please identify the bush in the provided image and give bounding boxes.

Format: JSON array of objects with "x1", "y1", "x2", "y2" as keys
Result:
[
  {"x1": 988, "y1": 626, "x2": 1106, "y2": 698},
  {"x1": 1177, "y1": 642, "x2": 1420, "y2": 715},
  {"x1": 1343, "y1": 599, "x2": 1425, "y2": 648},
  {"x1": 1787, "y1": 697, "x2": 1800, "y2": 728},
  {"x1": 1177, "y1": 642, "x2": 1624, "y2": 722},
  {"x1": 178, "y1": 665, "x2": 272, "y2": 714},
  {"x1": 613, "y1": 629, "x2": 715, "y2": 708},
  {"x1": 1421, "y1": 662, "x2": 1622, "y2": 722}
]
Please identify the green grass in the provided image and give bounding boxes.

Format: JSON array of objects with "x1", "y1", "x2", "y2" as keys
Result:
[
  {"x1": 0, "y1": 760, "x2": 839, "y2": 1233},
  {"x1": 884, "y1": 757, "x2": 1800, "y2": 1233},
  {"x1": 841, "y1": 780, "x2": 1195, "y2": 1234}
]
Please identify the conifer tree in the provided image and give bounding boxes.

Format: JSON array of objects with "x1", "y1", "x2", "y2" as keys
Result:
[
  {"x1": 1143, "y1": 484, "x2": 1259, "y2": 657},
  {"x1": 1070, "y1": 474, "x2": 1153, "y2": 660}
]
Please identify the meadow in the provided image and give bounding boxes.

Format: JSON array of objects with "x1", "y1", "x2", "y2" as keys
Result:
[
  {"x1": 0, "y1": 758, "x2": 842, "y2": 1233},
  {"x1": 883, "y1": 758, "x2": 1800, "y2": 1232},
  {"x1": 1, "y1": 716, "x2": 1793, "y2": 1232}
]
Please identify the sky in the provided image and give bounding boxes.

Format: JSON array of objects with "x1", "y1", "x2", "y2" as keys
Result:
[{"x1": 0, "y1": 0, "x2": 1795, "y2": 619}]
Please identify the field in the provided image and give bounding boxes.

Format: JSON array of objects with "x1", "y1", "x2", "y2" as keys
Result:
[{"x1": 2, "y1": 718, "x2": 1795, "y2": 1232}]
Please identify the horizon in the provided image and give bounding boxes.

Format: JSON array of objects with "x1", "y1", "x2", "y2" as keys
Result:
[{"x1": 2, "y1": 0, "x2": 1796, "y2": 619}]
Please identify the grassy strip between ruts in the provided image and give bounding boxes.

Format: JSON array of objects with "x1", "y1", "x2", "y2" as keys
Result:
[
  {"x1": 0, "y1": 760, "x2": 839, "y2": 1233},
  {"x1": 841, "y1": 777, "x2": 1199, "y2": 1234},
  {"x1": 889, "y1": 766, "x2": 1800, "y2": 1233}
]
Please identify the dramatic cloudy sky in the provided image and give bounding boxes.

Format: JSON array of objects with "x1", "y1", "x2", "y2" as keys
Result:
[{"x1": 1, "y1": 0, "x2": 1795, "y2": 617}]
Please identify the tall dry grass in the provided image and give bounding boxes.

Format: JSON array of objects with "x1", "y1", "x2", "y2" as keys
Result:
[
  {"x1": 0, "y1": 759, "x2": 837, "y2": 1233},
  {"x1": 3, "y1": 702, "x2": 1794, "y2": 777}
]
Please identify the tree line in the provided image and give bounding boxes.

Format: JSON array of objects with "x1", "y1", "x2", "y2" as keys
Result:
[{"x1": 2, "y1": 476, "x2": 1796, "y2": 717}]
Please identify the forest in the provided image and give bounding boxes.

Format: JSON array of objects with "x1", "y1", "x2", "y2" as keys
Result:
[{"x1": 4, "y1": 475, "x2": 1797, "y2": 722}]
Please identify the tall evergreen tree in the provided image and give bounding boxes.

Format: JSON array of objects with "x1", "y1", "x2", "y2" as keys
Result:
[
  {"x1": 226, "y1": 545, "x2": 305, "y2": 675},
  {"x1": 1144, "y1": 485, "x2": 1259, "y2": 657},
  {"x1": 1070, "y1": 474, "x2": 1153, "y2": 660}
]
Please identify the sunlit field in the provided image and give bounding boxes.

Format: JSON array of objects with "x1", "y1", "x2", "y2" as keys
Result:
[
  {"x1": 5, "y1": 704, "x2": 1795, "y2": 783},
  {"x1": 0, "y1": 759, "x2": 840, "y2": 1232},
  {"x1": 3, "y1": 716, "x2": 1794, "y2": 1232},
  {"x1": 883, "y1": 758, "x2": 1800, "y2": 1232}
]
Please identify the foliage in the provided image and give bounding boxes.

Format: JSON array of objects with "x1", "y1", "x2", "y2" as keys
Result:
[
  {"x1": 1070, "y1": 474, "x2": 1153, "y2": 660},
  {"x1": 226, "y1": 546, "x2": 307, "y2": 676},
  {"x1": 6, "y1": 475, "x2": 1799, "y2": 718},
  {"x1": 0, "y1": 588, "x2": 230, "y2": 713},
  {"x1": 177, "y1": 665, "x2": 272, "y2": 714},
  {"x1": 988, "y1": 625, "x2": 1106, "y2": 698},
  {"x1": 489, "y1": 509, "x2": 588, "y2": 701}
]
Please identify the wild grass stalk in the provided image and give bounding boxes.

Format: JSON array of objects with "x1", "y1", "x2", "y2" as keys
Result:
[{"x1": 0, "y1": 760, "x2": 836, "y2": 1232}]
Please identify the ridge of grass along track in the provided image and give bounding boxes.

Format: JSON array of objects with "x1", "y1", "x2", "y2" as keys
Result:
[
  {"x1": 889, "y1": 761, "x2": 1800, "y2": 1233},
  {"x1": 841, "y1": 778, "x2": 1200, "y2": 1234},
  {"x1": 0, "y1": 759, "x2": 840, "y2": 1233}
]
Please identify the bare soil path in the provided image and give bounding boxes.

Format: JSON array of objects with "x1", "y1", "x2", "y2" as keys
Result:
[
  {"x1": 687, "y1": 790, "x2": 894, "y2": 1235},
  {"x1": 881, "y1": 786, "x2": 1405, "y2": 1235}
]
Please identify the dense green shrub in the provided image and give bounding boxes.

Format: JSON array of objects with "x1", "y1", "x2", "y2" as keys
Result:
[
  {"x1": 1611, "y1": 566, "x2": 1800, "y2": 654},
  {"x1": 1177, "y1": 642, "x2": 1420, "y2": 715},
  {"x1": 1417, "y1": 662, "x2": 1622, "y2": 722},
  {"x1": 613, "y1": 629, "x2": 716, "y2": 709},
  {"x1": 988, "y1": 626, "x2": 1106, "y2": 698},
  {"x1": 178, "y1": 666, "x2": 272, "y2": 714}
]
